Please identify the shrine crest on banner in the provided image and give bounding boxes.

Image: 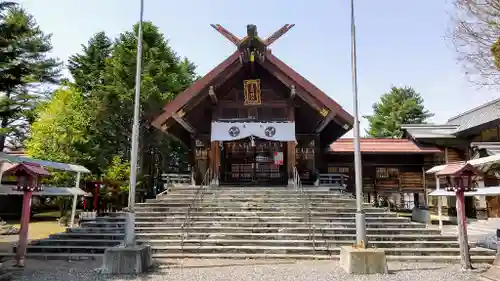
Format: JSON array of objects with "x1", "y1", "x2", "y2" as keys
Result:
[{"x1": 243, "y1": 79, "x2": 262, "y2": 105}]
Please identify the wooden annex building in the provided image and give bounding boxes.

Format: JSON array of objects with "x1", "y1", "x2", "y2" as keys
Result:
[
  {"x1": 152, "y1": 24, "x2": 500, "y2": 219},
  {"x1": 402, "y1": 98, "x2": 500, "y2": 219}
]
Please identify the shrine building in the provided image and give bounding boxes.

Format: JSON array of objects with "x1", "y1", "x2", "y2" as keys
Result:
[
  {"x1": 152, "y1": 24, "x2": 500, "y2": 221},
  {"x1": 152, "y1": 24, "x2": 354, "y2": 186}
]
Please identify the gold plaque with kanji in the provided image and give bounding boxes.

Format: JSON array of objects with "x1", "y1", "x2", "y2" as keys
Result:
[{"x1": 243, "y1": 79, "x2": 262, "y2": 105}]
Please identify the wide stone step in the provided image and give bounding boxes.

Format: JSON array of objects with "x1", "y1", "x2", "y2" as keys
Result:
[
  {"x1": 51, "y1": 231, "x2": 456, "y2": 242},
  {"x1": 66, "y1": 227, "x2": 124, "y2": 233},
  {"x1": 145, "y1": 245, "x2": 494, "y2": 256},
  {"x1": 133, "y1": 207, "x2": 387, "y2": 213},
  {"x1": 141, "y1": 199, "x2": 364, "y2": 204},
  {"x1": 50, "y1": 233, "x2": 124, "y2": 240},
  {"x1": 134, "y1": 226, "x2": 441, "y2": 235},
  {"x1": 80, "y1": 222, "x2": 126, "y2": 228},
  {"x1": 156, "y1": 192, "x2": 356, "y2": 198},
  {"x1": 27, "y1": 238, "x2": 461, "y2": 249},
  {"x1": 22, "y1": 245, "x2": 109, "y2": 254},
  {"x1": 21, "y1": 244, "x2": 493, "y2": 256},
  {"x1": 93, "y1": 217, "x2": 125, "y2": 222},
  {"x1": 139, "y1": 239, "x2": 461, "y2": 248},
  {"x1": 148, "y1": 194, "x2": 358, "y2": 200},
  {"x1": 10, "y1": 252, "x2": 494, "y2": 263},
  {"x1": 138, "y1": 202, "x2": 370, "y2": 207},
  {"x1": 30, "y1": 239, "x2": 122, "y2": 247},
  {"x1": 151, "y1": 253, "x2": 496, "y2": 263},
  {"x1": 132, "y1": 221, "x2": 425, "y2": 228},
  {"x1": 133, "y1": 211, "x2": 396, "y2": 217},
  {"x1": 134, "y1": 216, "x2": 411, "y2": 223}
]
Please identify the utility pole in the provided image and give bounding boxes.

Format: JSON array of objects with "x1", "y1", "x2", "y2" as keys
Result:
[
  {"x1": 350, "y1": 0, "x2": 367, "y2": 247},
  {"x1": 125, "y1": 0, "x2": 144, "y2": 247}
]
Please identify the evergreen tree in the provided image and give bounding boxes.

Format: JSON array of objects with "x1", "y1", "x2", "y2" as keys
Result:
[
  {"x1": 27, "y1": 21, "x2": 196, "y2": 189},
  {"x1": 364, "y1": 86, "x2": 434, "y2": 138},
  {"x1": 0, "y1": 3, "x2": 60, "y2": 150},
  {"x1": 68, "y1": 31, "x2": 112, "y2": 93}
]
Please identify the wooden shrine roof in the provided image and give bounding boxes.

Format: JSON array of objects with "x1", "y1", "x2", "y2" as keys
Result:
[
  {"x1": 3, "y1": 162, "x2": 51, "y2": 177},
  {"x1": 328, "y1": 138, "x2": 442, "y2": 154},
  {"x1": 152, "y1": 34, "x2": 354, "y2": 131},
  {"x1": 435, "y1": 162, "x2": 482, "y2": 177}
]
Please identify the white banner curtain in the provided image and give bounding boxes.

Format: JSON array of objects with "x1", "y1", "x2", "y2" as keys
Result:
[{"x1": 211, "y1": 122, "x2": 296, "y2": 142}]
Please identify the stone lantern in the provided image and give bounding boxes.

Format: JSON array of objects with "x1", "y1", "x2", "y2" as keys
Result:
[
  {"x1": 3, "y1": 162, "x2": 50, "y2": 267},
  {"x1": 435, "y1": 162, "x2": 481, "y2": 270}
]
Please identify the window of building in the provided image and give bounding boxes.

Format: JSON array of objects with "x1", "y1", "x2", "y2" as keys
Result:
[
  {"x1": 481, "y1": 128, "x2": 499, "y2": 141},
  {"x1": 402, "y1": 193, "x2": 415, "y2": 210},
  {"x1": 328, "y1": 167, "x2": 349, "y2": 174},
  {"x1": 376, "y1": 167, "x2": 399, "y2": 179}
]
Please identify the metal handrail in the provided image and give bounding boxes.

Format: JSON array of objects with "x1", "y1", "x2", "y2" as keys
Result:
[
  {"x1": 293, "y1": 167, "x2": 315, "y2": 251},
  {"x1": 180, "y1": 169, "x2": 211, "y2": 252}
]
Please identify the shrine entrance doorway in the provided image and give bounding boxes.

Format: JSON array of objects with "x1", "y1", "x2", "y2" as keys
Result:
[{"x1": 220, "y1": 137, "x2": 287, "y2": 186}]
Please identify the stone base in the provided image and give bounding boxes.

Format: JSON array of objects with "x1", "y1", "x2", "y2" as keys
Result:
[
  {"x1": 411, "y1": 208, "x2": 431, "y2": 224},
  {"x1": 339, "y1": 246, "x2": 388, "y2": 274},
  {"x1": 101, "y1": 245, "x2": 152, "y2": 274}
]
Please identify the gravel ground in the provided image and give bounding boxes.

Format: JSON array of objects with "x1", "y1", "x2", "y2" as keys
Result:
[{"x1": 5, "y1": 259, "x2": 491, "y2": 281}]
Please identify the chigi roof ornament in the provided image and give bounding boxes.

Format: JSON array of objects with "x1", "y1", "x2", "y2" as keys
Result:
[{"x1": 210, "y1": 24, "x2": 294, "y2": 64}]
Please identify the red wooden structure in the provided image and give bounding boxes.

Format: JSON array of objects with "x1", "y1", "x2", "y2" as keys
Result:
[
  {"x1": 3, "y1": 162, "x2": 50, "y2": 267},
  {"x1": 436, "y1": 162, "x2": 481, "y2": 270},
  {"x1": 83, "y1": 181, "x2": 104, "y2": 212}
]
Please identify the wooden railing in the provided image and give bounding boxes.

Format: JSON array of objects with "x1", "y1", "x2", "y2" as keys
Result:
[
  {"x1": 318, "y1": 173, "x2": 348, "y2": 189},
  {"x1": 157, "y1": 173, "x2": 193, "y2": 196}
]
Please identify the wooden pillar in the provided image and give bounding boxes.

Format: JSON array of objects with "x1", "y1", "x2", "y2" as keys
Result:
[
  {"x1": 314, "y1": 135, "x2": 322, "y2": 173},
  {"x1": 190, "y1": 137, "x2": 197, "y2": 184},
  {"x1": 287, "y1": 141, "x2": 296, "y2": 181},
  {"x1": 287, "y1": 101, "x2": 296, "y2": 184},
  {"x1": 209, "y1": 141, "x2": 221, "y2": 183}
]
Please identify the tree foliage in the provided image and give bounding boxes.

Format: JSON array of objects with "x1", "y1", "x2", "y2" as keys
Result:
[
  {"x1": 0, "y1": 3, "x2": 60, "y2": 150},
  {"x1": 27, "y1": 21, "x2": 196, "y2": 189},
  {"x1": 449, "y1": 0, "x2": 500, "y2": 86},
  {"x1": 68, "y1": 31, "x2": 112, "y2": 94},
  {"x1": 26, "y1": 86, "x2": 94, "y2": 184},
  {"x1": 364, "y1": 86, "x2": 434, "y2": 138}
]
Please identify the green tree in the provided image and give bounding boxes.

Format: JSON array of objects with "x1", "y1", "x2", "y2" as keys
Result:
[
  {"x1": 68, "y1": 31, "x2": 112, "y2": 93},
  {"x1": 364, "y1": 86, "x2": 434, "y2": 138},
  {"x1": 96, "y1": 21, "x2": 196, "y2": 189},
  {"x1": 25, "y1": 86, "x2": 95, "y2": 183},
  {"x1": 0, "y1": 3, "x2": 60, "y2": 150},
  {"x1": 28, "y1": 21, "x2": 196, "y2": 190}
]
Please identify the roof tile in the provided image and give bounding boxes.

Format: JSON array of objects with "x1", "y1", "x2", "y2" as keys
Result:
[{"x1": 329, "y1": 138, "x2": 442, "y2": 153}]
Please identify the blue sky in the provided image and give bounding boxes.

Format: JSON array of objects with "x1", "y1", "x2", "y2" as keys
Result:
[{"x1": 18, "y1": 0, "x2": 500, "y2": 136}]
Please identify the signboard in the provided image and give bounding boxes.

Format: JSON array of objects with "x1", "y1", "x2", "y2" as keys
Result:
[
  {"x1": 195, "y1": 140, "x2": 204, "y2": 147},
  {"x1": 243, "y1": 79, "x2": 262, "y2": 105},
  {"x1": 273, "y1": 151, "x2": 284, "y2": 165}
]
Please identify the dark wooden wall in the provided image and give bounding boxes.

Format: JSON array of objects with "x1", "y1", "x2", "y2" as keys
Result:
[{"x1": 323, "y1": 153, "x2": 442, "y2": 194}]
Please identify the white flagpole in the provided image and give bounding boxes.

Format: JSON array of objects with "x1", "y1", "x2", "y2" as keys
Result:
[
  {"x1": 350, "y1": 0, "x2": 367, "y2": 247},
  {"x1": 125, "y1": 0, "x2": 144, "y2": 247}
]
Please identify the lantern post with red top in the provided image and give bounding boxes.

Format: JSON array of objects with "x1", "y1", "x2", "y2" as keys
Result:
[
  {"x1": 3, "y1": 162, "x2": 50, "y2": 267},
  {"x1": 435, "y1": 162, "x2": 481, "y2": 270}
]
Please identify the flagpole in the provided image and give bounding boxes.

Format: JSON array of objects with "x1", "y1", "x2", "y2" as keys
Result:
[
  {"x1": 350, "y1": 0, "x2": 367, "y2": 247},
  {"x1": 125, "y1": 0, "x2": 144, "y2": 247}
]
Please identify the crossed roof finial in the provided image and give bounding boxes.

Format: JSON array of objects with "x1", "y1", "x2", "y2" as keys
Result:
[{"x1": 210, "y1": 24, "x2": 295, "y2": 49}]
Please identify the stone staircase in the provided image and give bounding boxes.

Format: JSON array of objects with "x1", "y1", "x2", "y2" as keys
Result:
[{"x1": 12, "y1": 186, "x2": 498, "y2": 262}]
